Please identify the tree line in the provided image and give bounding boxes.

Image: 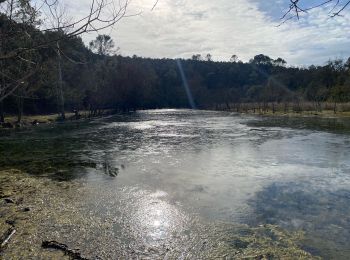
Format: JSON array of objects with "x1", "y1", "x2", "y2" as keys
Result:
[
  {"x1": 1, "y1": 2, "x2": 350, "y2": 123},
  {"x1": 4, "y1": 35, "x2": 350, "y2": 120},
  {"x1": 1, "y1": 31, "x2": 350, "y2": 122}
]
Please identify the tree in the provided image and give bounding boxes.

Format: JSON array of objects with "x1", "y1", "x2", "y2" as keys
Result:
[
  {"x1": 330, "y1": 84, "x2": 350, "y2": 113},
  {"x1": 250, "y1": 54, "x2": 273, "y2": 65},
  {"x1": 305, "y1": 82, "x2": 328, "y2": 111},
  {"x1": 206, "y1": 53, "x2": 212, "y2": 62},
  {"x1": 0, "y1": 0, "x2": 131, "y2": 104},
  {"x1": 274, "y1": 58, "x2": 287, "y2": 67},
  {"x1": 0, "y1": 0, "x2": 130, "y2": 61},
  {"x1": 230, "y1": 55, "x2": 238, "y2": 63},
  {"x1": 192, "y1": 54, "x2": 202, "y2": 61},
  {"x1": 0, "y1": 2, "x2": 39, "y2": 103},
  {"x1": 89, "y1": 35, "x2": 117, "y2": 56},
  {"x1": 345, "y1": 57, "x2": 350, "y2": 71}
]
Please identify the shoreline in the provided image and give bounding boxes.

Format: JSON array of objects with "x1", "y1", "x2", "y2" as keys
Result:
[
  {"x1": 1, "y1": 108, "x2": 350, "y2": 131},
  {"x1": 222, "y1": 109, "x2": 350, "y2": 119},
  {"x1": 0, "y1": 110, "x2": 113, "y2": 129}
]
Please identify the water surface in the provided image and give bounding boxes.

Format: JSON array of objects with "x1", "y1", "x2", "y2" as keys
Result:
[{"x1": 1, "y1": 110, "x2": 350, "y2": 258}]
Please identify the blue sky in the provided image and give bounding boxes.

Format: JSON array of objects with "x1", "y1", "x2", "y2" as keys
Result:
[{"x1": 75, "y1": 0, "x2": 350, "y2": 66}]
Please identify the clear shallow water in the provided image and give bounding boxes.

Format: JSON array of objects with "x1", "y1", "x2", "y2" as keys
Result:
[{"x1": 1, "y1": 109, "x2": 350, "y2": 258}]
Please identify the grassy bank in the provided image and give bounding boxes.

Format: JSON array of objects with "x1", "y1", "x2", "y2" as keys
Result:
[
  {"x1": 243, "y1": 109, "x2": 350, "y2": 118},
  {"x1": 1, "y1": 110, "x2": 113, "y2": 129},
  {"x1": 217, "y1": 102, "x2": 350, "y2": 118},
  {"x1": 4, "y1": 113, "x2": 70, "y2": 124}
]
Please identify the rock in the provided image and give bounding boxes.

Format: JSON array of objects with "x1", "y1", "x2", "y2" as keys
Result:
[{"x1": 4, "y1": 198, "x2": 15, "y2": 204}]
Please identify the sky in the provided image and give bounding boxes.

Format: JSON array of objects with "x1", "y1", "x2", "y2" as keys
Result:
[{"x1": 69, "y1": 0, "x2": 350, "y2": 66}]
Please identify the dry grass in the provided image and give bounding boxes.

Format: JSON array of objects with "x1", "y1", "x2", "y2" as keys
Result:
[
  {"x1": 2, "y1": 109, "x2": 113, "y2": 128},
  {"x1": 218, "y1": 102, "x2": 350, "y2": 118},
  {"x1": 4, "y1": 113, "x2": 73, "y2": 124}
]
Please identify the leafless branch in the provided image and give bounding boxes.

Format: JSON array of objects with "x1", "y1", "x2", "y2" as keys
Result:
[
  {"x1": 330, "y1": 0, "x2": 350, "y2": 16},
  {"x1": 151, "y1": 0, "x2": 159, "y2": 11},
  {"x1": 0, "y1": 0, "x2": 134, "y2": 61},
  {"x1": 0, "y1": 69, "x2": 38, "y2": 102},
  {"x1": 279, "y1": 0, "x2": 350, "y2": 25}
]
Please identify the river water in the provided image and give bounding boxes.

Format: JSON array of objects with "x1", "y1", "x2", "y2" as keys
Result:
[{"x1": 1, "y1": 109, "x2": 350, "y2": 259}]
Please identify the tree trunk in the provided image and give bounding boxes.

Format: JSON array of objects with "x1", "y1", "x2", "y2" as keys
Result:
[
  {"x1": 0, "y1": 45, "x2": 4, "y2": 123},
  {"x1": 0, "y1": 100, "x2": 4, "y2": 123},
  {"x1": 57, "y1": 43, "x2": 65, "y2": 120},
  {"x1": 16, "y1": 96, "x2": 23, "y2": 123}
]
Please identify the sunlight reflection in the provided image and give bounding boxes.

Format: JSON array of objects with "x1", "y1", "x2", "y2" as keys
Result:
[{"x1": 130, "y1": 190, "x2": 186, "y2": 244}]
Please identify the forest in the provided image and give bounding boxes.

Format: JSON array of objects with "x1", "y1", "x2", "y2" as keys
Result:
[{"x1": 1, "y1": 4, "x2": 350, "y2": 124}]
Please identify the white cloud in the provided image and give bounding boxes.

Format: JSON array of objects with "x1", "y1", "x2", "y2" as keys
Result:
[{"x1": 74, "y1": 0, "x2": 350, "y2": 65}]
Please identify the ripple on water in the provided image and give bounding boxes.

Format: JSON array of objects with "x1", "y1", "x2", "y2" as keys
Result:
[{"x1": 1, "y1": 110, "x2": 350, "y2": 259}]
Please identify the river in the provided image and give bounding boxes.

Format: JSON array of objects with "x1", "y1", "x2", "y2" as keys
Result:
[{"x1": 1, "y1": 109, "x2": 350, "y2": 259}]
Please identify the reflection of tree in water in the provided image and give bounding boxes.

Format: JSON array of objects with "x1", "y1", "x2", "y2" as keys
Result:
[{"x1": 248, "y1": 182, "x2": 350, "y2": 259}]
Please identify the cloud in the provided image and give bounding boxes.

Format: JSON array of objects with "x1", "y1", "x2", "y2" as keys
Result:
[{"x1": 76, "y1": 0, "x2": 350, "y2": 65}]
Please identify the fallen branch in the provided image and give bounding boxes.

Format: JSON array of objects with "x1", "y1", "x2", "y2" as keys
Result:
[
  {"x1": 0, "y1": 228, "x2": 16, "y2": 249},
  {"x1": 42, "y1": 240, "x2": 89, "y2": 260}
]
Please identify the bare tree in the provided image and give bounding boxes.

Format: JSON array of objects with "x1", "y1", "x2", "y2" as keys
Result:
[
  {"x1": 0, "y1": 0, "x2": 133, "y2": 60},
  {"x1": 0, "y1": 0, "x2": 134, "y2": 103},
  {"x1": 280, "y1": 0, "x2": 350, "y2": 24}
]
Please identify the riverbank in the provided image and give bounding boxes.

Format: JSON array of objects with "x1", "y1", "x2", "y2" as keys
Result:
[
  {"x1": 216, "y1": 102, "x2": 350, "y2": 119},
  {"x1": 239, "y1": 109, "x2": 350, "y2": 118},
  {"x1": 0, "y1": 169, "x2": 72, "y2": 259},
  {"x1": 3, "y1": 107, "x2": 350, "y2": 129},
  {"x1": 0, "y1": 169, "x2": 319, "y2": 259},
  {"x1": 0, "y1": 110, "x2": 113, "y2": 129}
]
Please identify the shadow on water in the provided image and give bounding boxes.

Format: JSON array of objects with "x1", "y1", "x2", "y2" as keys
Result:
[
  {"x1": 248, "y1": 182, "x2": 350, "y2": 259},
  {"x1": 0, "y1": 115, "x2": 135, "y2": 180},
  {"x1": 0, "y1": 122, "x2": 96, "y2": 180}
]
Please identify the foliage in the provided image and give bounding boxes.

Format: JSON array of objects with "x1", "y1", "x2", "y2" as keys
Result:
[{"x1": 1, "y1": 15, "x2": 350, "y2": 117}]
